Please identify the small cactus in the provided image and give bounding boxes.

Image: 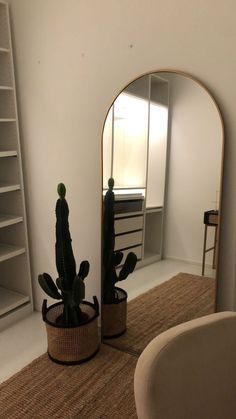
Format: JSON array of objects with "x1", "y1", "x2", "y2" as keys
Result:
[
  {"x1": 38, "y1": 183, "x2": 95, "y2": 325},
  {"x1": 103, "y1": 178, "x2": 137, "y2": 303}
]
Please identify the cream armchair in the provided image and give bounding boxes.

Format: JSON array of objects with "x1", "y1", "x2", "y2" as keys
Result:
[{"x1": 134, "y1": 311, "x2": 236, "y2": 419}]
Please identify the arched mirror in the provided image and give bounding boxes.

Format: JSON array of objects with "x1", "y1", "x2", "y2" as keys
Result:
[{"x1": 101, "y1": 71, "x2": 224, "y2": 354}]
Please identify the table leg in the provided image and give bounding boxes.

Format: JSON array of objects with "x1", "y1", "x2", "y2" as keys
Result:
[{"x1": 202, "y1": 224, "x2": 207, "y2": 276}]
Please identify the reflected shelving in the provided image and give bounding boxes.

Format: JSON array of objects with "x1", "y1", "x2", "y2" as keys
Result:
[{"x1": 103, "y1": 73, "x2": 169, "y2": 267}]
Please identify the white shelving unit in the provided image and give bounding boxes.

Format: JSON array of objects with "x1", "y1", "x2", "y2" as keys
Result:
[
  {"x1": 103, "y1": 73, "x2": 169, "y2": 268},
  {"x1": 0, "y1": 150, "x2": 17, "y2": 157},
  {"x1": 0, "y1": 243, "x2": 25, "y2": 262},
  {"x1": 0, "y1": 214, "x2": 23, "y2": 228},
  {"x1": 0, "y1": 286, "x2": 29, "y2": 316},
  {"x1": 0, "y1": 1, "x2": 33, "y2": 330}
]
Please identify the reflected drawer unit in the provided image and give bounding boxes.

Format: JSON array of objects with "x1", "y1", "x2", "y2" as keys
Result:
[
  {"x1": 113, "y1": 195, "x2": 144, "y2": 260},
  {"x1": 114, "y1": 197, "x2": 144, "y2": 215},
  {"x1": 115, "y1": 230, "x2": 143, "y2": 251},
  {"x1": 115, "y1": 215, "x2": 143, "y2": 235},
  {"x1": 117, "y1": 245, "x2": 142, "y2": 266}
]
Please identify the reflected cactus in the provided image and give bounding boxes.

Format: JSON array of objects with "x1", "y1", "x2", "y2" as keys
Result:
[
  {"x1": 38, "y1": 183, "x2": 98, "y2": 325},
  {"x1": 103, "y1": 178, "x2": 137, "y2": 303}
]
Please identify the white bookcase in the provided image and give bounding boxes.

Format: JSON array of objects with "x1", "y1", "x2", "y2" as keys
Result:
[{"x1": 0, "y1": 1, "x2": 33, "y2": 330}]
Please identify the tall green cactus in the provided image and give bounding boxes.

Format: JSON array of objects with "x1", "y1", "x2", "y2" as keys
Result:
[
  {"x1": 38, "y1": 183, "x2": 94, "y2": 326},
  {"x1": 103, "y1": 178, "x2": 137, "y2": 303}
]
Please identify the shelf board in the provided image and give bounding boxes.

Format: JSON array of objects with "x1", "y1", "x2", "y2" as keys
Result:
[
  {"x1": 0, "y1": 214, "x2": 23, "y2": 228},
  {"x1": 0, "y1": 183, "x2": 20, "y2": 193},
  {"x1": 146, "y1": 206, "x2": 163, "y2": 214},
  {"x1": 0, "y1": 243, "x2": 25, "y2": 262},
  {"x1": 0, "y1": 150, "x2": 17, "y2": 157},
  {"x1": 0, "y1": 286, "x2": 29, "y2": 317},
  {"x1": 0, "y1": 86, "x2": 13, "y2": 91},
  {"x1": 0, "y1": 118, "x2": 16, "y2": 122},
  {"x1": 115, "y1": 210, "x2": 144, "y2": 219},
  {"x1": 0, "y1": 47, "x2": 10, "y2": 53},
  {"x1": 115, "y1": 195, "x2": 145, "y2": 201}
]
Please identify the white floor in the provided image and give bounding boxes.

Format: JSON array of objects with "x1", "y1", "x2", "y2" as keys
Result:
[
  {"x1": 0, "y1": 258, "x2": 215, "y2": 384},
  {"x1": 0, "y1": 311, "x2": 47, "y2": 384}
]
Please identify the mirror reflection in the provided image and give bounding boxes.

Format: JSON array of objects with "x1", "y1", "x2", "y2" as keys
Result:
[{"x1": 102, "y1": 71, "x2": 223, "y2": 350}]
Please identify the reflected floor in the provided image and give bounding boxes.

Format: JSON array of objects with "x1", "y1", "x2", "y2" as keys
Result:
[{"x1": 122, "y1": 258, "x2": 215, "y2": 301}]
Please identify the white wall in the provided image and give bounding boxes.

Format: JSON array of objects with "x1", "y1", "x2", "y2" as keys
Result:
[
  {"x1": 6, "y1": 0, "x2": 236, "y2": 311},
  {"x1": 163, "y1": 73, "x2": 222, "y2": 265}
]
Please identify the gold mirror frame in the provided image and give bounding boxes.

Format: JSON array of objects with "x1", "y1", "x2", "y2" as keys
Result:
[{"x1": 100, "y1": 68, "x2": 224, "y2": 313}]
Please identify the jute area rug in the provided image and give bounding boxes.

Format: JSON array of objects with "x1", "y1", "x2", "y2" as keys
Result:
[
  {"x1": 0, "y1": 272, "x2": 215, "y2": 418},
  {"x1": 0, "y1": 344, "x2": 137, "y2": 419},
  {"x1": 104, "y1": 272, "x2": 216, "y2": 356}
]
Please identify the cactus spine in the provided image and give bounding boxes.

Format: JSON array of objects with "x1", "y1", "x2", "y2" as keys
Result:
[
  {"x1": 38, "y1": 183, "x2": 91, "y2": 325},
  {"x1": 103, "y1": 178, "x2": 137, "y2": 303}
]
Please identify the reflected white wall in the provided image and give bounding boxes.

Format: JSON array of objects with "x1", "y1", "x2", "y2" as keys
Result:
[{"x1": 164, "y1": 74, "x2": 222, "y2": 265}]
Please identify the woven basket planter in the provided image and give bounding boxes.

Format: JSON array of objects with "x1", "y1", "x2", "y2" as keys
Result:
[
  {"x1": 42, "y1": 300, "x2": 99, "y2": 365},
  {"x1": 102, "y1": 287, "x2": 127, "y2": 338}
]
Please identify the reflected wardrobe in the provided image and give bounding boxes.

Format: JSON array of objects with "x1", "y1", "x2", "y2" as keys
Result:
[{"x1": 103, "y1": 74, "x2": 169, "y2": 268}]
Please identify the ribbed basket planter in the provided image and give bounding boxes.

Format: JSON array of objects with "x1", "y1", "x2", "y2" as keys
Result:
[
  {"x1": 102, "y1": 287, "x2": 127, "y2": 338},
  {"x1": 42, "y1": 300, "x2": 99, "y2": 365}
]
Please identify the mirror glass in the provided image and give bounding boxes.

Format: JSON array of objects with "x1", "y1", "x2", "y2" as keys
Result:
[{"x1": 102, "y1": 71, "x2": 223, "y2": 349}]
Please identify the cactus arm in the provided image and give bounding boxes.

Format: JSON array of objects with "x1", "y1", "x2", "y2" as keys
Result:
[
  {"x1": 93, "y1": 296, "x2": 99, "y2": 315},
  {"x1": 113, "y1": 251, "x2": 123, "y2": 267},
  {"x1": 38, "y1": 273, "x2": 61, "y2": 300},
  {"x1": 118, "y1": 252, "x2": 137, "y2": 281},
  {"x1": 78, "y1": 260, "x2": 90, "y2": 279},
  {"x1": 72, "y1": 276, "x2": 85, "y2": 306}
]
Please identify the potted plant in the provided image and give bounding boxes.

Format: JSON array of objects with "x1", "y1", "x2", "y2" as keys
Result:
[
  {"x1": 38, "y1": 183, "x2": 99, "y2": 364},
  {"x1": 102, "y1": 178, "x2": 137, "y2": 338}
]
